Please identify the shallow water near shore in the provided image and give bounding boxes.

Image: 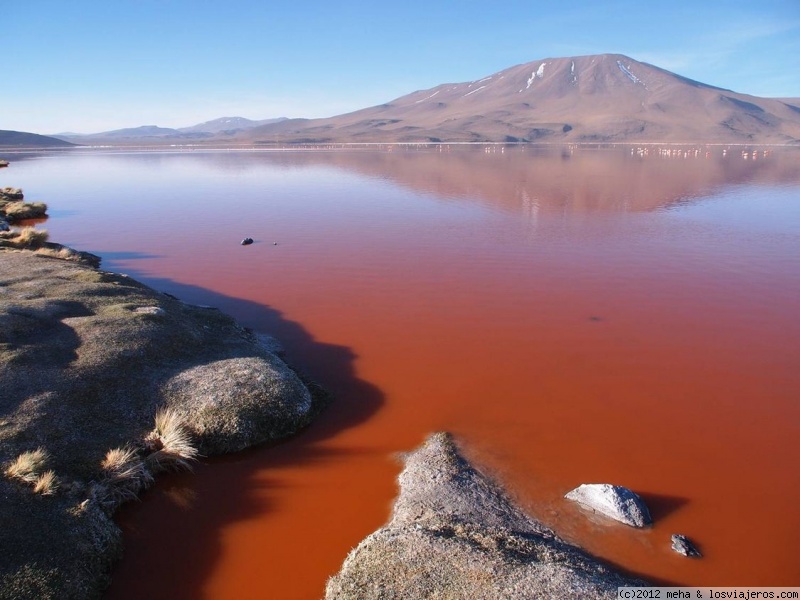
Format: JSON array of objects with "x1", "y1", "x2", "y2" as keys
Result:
[{"x1": 4, "y1": 146, "x2": 800, "y2": 596}]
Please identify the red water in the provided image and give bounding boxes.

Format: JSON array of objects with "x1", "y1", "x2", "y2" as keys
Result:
[{"x1": 6, "y1": 146, "x2": 800, "y2": 597}]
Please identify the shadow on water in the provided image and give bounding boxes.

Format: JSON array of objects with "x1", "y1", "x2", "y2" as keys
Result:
[
  {"x1": 104, "y1": 269, "x2": 385, "y2": 600},
  {"x1": 95, "y1": 251, "x2": 164, "y2": 261}
]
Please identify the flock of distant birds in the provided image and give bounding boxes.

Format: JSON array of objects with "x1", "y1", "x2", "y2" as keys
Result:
[{"x1": 631, "y1": 146, "x2": 772, "y2": 159}]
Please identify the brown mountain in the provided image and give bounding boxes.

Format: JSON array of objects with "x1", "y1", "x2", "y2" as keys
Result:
[{"x1": 240, "y1": 54, "x2": 800, "y2": 144}]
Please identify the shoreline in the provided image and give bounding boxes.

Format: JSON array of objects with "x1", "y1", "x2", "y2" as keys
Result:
[{"x1": 0, "y1": 244, "x2": 327, "y2": 598}]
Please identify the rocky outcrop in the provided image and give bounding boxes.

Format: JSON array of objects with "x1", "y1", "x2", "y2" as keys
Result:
[
  {"x1": 565, "y1": 484, "x2": 652, "y2": 528},
  {"x1": 0, "y1": 249, "x2": 324, "y2": 599},
  {"x1": 0, "y1": 187, "x2": 48, "y2": 222},
  {"x1": 325, "y1": 433, "x2": 646, "y2": 599}
]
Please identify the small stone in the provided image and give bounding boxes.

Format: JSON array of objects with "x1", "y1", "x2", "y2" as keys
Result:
[
  {"x1": 565, "y1": 483, "x2": 652, "y2": 528},
  {"x1": 671, "y1": 534, "x2": 702, "y2": 557},
  {"x1": 241, "y1": 237, "x2": 254, "y2": 246},
  {"x1": 133, "y1": 306, "x2": 165, "y2": 316}
]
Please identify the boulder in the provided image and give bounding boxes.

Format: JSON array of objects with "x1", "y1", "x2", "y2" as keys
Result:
[
  {"x1": 161, "y1": 356, "x2": 313, "y2": 454},
  {"x1": 565, "y1": 484, "x2": 652, "y2": 528},
  {"x1": 325, "y1": 433, "x2": 646, "y2": 599}
]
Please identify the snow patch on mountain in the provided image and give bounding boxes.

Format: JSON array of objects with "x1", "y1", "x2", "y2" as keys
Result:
[
  {"x1": 524, "y1": 63, "x2": 546, "y2": 91},
  {"x1": 415, "y1": 90, "x2": 441, "y2": 104},
  {"x1": 464, "y1": 85, "x2": 487, "y2": 97},
  {"x1": 617, "y1": 61, "x2": 648, "y2": 89}
]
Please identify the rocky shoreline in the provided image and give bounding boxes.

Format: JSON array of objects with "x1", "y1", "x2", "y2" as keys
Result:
[
  {"x1": 0, "y1": 247, "x2": 327, "y2": 598},
  {"x1": 0, "y1": 245, "x2": 657, "y2": 599},
  {"x1": 0, "y1": 182, "x2": 654, "y2": 598}
]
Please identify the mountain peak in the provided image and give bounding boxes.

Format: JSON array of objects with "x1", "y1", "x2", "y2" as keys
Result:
[{"x1": 239, "y1": 53, "x2": 800, "y2": 144}]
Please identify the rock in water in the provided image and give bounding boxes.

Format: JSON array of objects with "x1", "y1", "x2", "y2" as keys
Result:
[
  {"x1": 241, "y1": 237, "x2": 254, "y2": 245},
  {"x1": 325, "y1": 433, "x2": 647, "y2": 599},
  {"x1": 671, "y1": 534, "x2": 701, "y2": 557},
  {"x1": 565, "y1": 484, "x2": 652, "y2": 528}
]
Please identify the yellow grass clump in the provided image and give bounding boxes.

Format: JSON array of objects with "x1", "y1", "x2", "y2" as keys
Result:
[
  {"x1": 34, "y1": 245, "x2": 81, "y2": 262},
  {"x1": 32, "y1": 470, "x2": 59, "y2": 496},
  {"x1": 0, "y1": 226, "x2": 49, "y2": 249},
  {"x1": 4, "y1": 448, "x2": 50, "y2": 483},
  {"x1": 97, "y1": 446, "x2": 153, "y2": 506},
  {"x1": 144, "y1": 407, "x2": 199, "y2": 473},
  {"x1": 2, "y1": 201, "x2": 47, "y2": 220}
]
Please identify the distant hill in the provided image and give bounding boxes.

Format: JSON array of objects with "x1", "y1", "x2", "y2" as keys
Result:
[
  {"x1": 178, "y1": 116, "x2": 288, "y2": 134},
  {"x1": 55, "y1": 117, "x2": 289, "y2": 145},
  {"x1": 238, "y1": 54, "x2": 800, "y2": 145},
  {"x1": 0, "y1": 130, "x2": 77, "y2": 148},
  {"x1": 83, "y1": 125, "x2": 183, "y2": 139}
]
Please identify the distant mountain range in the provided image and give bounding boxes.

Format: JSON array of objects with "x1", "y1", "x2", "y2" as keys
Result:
[
  {"x1": 5, "y1": 54, "x2": 800, "y2": 148},
  {"x1": 50, "y1": 117, "x2": 289, "y2": 144}
]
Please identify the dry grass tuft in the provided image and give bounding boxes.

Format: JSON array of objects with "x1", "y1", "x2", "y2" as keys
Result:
[
  {"x1": 34, "y1": 245, "x2": 81, "y2": 262},
  {"x1": 32, "y1": 470, "x2": 59, "y2": 495},
  {"x1": 0, "y1": 226, "x2": 49, "y2": 249},
  {"x1": 144, "y1": 407, "x2": 199, "y2": 473},
  {"x1": 5, "y1": 448, "x2": 50, "y2": 483},
  {"x1": 97, "y1": 446, "x2": 153, "y2": 506},
  {"x1": 2, "y1": 201, "x2": 47, "y2": 220}
]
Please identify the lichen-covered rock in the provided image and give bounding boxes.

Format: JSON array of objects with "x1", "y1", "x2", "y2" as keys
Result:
[
  {"x1": 0, "y1": 248, "x2": 321, "y2": 599},
  {"x1": 565, "y1": 484, "x2": 652, "y2": 528},
  {"x1": 162, "y1": 356, "x2": 313, "y2": 454},
  {"x1": 325, "y1": 433, "x2": 646, "y2": 599}
]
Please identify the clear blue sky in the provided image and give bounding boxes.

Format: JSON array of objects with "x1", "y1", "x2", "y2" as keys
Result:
[{"x1": 4, "y1": 0, "x2": 799, "y2": 134}]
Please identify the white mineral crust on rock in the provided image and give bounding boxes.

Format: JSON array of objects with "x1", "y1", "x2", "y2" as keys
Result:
[{"x1": 565, "y1": 483, "x2": 652, "y2": 528}]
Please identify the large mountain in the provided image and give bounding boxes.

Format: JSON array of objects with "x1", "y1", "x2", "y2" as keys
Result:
[
  {"x1": 0, "y1": 130, "x2": 76, "y2": 148},
  {"x1": 240, "y1": 54, "x2": 800, "y2": 144}
]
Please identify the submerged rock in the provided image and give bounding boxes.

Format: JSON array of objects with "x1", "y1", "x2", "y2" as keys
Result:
[
  {"x1": 565, "y1": 484, "x2": 652, "y2": 528},
  {"x1": 241, "y1": 237, "x2": 254, "y2": 245},
  {"x1": 325, "y1": 433, "x2": 646, "y2": 599},
  {"x1": 671, "y1": 534, "x2": 702, "y2": 557}
]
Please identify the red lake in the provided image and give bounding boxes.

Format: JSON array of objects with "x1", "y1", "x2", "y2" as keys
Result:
[{"x1": 4, "y1": 145, "x2": 800, "y2": 597}]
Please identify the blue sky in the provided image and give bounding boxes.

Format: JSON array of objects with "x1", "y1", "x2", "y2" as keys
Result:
[{"x1": 4, "y1": 0, "x2": 799, "y2": 134}]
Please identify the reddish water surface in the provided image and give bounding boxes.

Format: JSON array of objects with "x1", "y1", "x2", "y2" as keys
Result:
[{"x1": 6, "y1": 146, "x2": 800, "y2": 597}]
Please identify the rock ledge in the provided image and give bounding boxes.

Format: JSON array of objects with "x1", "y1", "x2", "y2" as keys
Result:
[{"x1": 325, "y1": 433, "x2": 646, "y2": 599}]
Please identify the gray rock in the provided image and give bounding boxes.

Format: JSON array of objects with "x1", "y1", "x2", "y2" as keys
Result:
[
  {"x1": 325, "y1": 433, "x2": 647, "y2": 600},
  {"x1": 565, "y1": 484, "x2": 652, "y2": 528},
  {"x1": 671, "y1": 534, "x2": 701, "y2": 557},
  {"x1": 161, "y1": 356, "x2": 313, "y2": 454}
]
